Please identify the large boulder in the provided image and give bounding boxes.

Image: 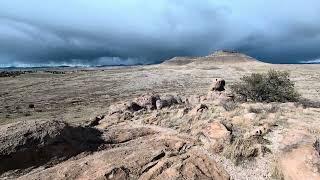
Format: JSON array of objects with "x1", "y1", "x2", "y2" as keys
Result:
[
  {"x1": 207, "y1": 79, "x2": 234, "y2": 104},
  {"x1": 210, "y1": 78, "x2": 226, "y2": 91}
]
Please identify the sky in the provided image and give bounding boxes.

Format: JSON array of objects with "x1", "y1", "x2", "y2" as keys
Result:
[{"x1": 0, "y1": 0, "x2": 320, "y2": 67}]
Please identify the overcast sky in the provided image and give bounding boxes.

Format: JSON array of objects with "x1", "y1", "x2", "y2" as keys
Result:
[{"x1": 0, "y1": 0, "x2": 320, "y2": 66}]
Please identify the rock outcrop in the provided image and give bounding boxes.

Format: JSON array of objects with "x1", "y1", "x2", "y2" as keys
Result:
[
  {"x1": 0, "y1": 119, "x2": 104, "y2": 175},
  {"x1": 156, "y1": 95, "x2": 182, "y2": 110},
  {"x1": 0, "y1": 121, "x2": 230, "y2": 180}
]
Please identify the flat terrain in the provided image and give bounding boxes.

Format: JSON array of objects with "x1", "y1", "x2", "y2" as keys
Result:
[
  {"x1": 1, "y1": 52, "x2": 320, "y2": 179},
  {"x1": 1, "y1": 56, "x2": 319, "y2": 125}
]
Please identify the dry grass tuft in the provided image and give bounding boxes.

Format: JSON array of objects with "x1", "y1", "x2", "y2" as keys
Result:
[
  {"x1": 314, "y1": 138, "x2": 320, "y2": 155},
  {"x1": 223, "y1": 135, "x2": 269, "y2": 165},
  {"x1": 271, "y1": 159, "x2": 285, "y2": 180},
  {"x1": 248, "y1": 106, "x2": 263, "y2": 114},
  {"x1": 220, "y1": 101, "x2": 238, "y2": 112},
  {"x1": 298, "y1": 98, "x2": 320, "y2": 109}
]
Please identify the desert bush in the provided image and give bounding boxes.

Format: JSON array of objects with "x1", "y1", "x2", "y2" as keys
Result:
[{"x1": 231, "y1": 70, "x2": 300, "y2": 102}]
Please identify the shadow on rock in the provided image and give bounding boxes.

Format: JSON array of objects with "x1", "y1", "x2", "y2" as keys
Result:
[{"x1": 0, "y1": 120, "x2": 104, "y2": 175}]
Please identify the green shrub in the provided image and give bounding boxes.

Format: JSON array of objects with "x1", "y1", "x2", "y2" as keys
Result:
[{"x1": 231, "y1": 70, "x2": 300, "y2": 102}]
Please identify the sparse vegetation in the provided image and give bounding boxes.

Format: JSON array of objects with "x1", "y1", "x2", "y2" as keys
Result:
[
  {"x1": 247, "y1": 104, "x2": 279, "y2": 114},
  {"x1": 314, "y1": 138, "x2": 320, "y2": 155},
  {"x1": 266, "y1": 104, "x2": 279, "y2": 113},
  {"x1": 44, "y1": 70, "x2": 65, "y2": 74},
  {"x1": 271, "y1": 160, "x2": 285, "y2": 180},
  {"x1": 223, "y1": 136, "x2": 269, "y2": 165},
  {"x1": 0, "y1": 70, "x2": 36, "y2": 78},
  {"x1": 298, "y1": 98, "x2": 320, "y2": 108},
  {"x1": 248, "y1": 106, "x2": 263, "y2": 114},
  {"x1": 221, "y1": 101, "x2": 238, "y2": 111},
  {"x1": 231, "y1": 70, "x2": 300, "y2": 102}
]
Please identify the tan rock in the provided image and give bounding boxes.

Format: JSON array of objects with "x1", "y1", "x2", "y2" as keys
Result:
[
  {"x1": 14, "y1": 124, "x2": 229, "y2": 180},
  {"x1": 210, "y1": 78, "x2": 226, "y2": 91},
  {"x1": 200, "y1": 122, "x2": 231, "y2": 152},
  {"x1": 207, "y1": 91, "x2": 234, "y2": 104},
  {"x1": 104, "y1": 166, "x2": 129, "y2": 180},
  {"x1": 278, "y1": 144, "x2": 320, "y2": 180},
  {"x1": 279, "y1": 129, "x2": 314, "y2": 150},
  {"x1": 108, "y1": 102, "x2": 143, "y2": 115}
]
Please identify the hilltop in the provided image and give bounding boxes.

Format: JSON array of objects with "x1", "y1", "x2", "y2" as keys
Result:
[{"x1": 163, "y1": 50, "x2": 260, "y2": 66}]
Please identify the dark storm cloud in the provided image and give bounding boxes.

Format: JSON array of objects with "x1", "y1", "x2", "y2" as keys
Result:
[{"x1": 0, "y1": 0, "x2": 320, "y2": 66}]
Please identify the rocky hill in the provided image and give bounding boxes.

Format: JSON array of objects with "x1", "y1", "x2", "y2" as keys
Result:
[{"x1": 163, "y1": 50, "x2": 260, "y2": 66}]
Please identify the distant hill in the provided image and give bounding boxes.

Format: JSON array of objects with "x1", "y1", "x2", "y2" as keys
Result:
[
  {"x1": 162, "y1": 56, "x2": 199, "y2": 65},
  {"x1": 163, "y1": 50, "x2": 261, "y2": 65}
]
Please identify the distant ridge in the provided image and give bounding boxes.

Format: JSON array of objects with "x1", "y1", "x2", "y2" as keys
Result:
[
  {"x1": 163, "y1": 50, "x2": 260, "y2": 65},
  {"x1": 162, "y1": 56, "x2": 199, "y2": 65}
]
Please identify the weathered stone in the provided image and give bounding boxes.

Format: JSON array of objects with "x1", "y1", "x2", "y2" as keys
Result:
[
  {"x1": 135, "y1": 94, "x2": 160, "y2": 110},
  {"x1": 190, "y1": 104, "x2": 208, "y2": 116},
  {"x1": 104, "y1": 167, "x2": 129, "y2": 180},
  {"x1": 210, "y1": 78, "x2": 226, "y2": 91},
  {"x1": 156, "y1": 95, "x2": 183, "y2": 109},
  {"x1": 109, "y1": 102, "x2": 143, "y2": 115},
  {"x1": 88, "y1": 115, "x2": 105, "y2": 127},
  {"x1": 200, "y1": 122, "x2": 231, "y2": 152},
  {"x1": 0, "y1": 119, "x2": 104, "y2": 174},
  {"x1": 278, "y1": 144, "x2": 320, "y2": 180},
  {"x1": 207, "y1": 91, "x2": 234, "y2": 103},
  {"x1": 13, "y1": 124, "x2": 229, "y2": 180}
]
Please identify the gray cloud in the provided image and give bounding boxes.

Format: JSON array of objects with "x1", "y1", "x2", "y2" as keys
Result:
[{"x1": 0, "y1": 0, "x2": 320, "y2": 66}]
